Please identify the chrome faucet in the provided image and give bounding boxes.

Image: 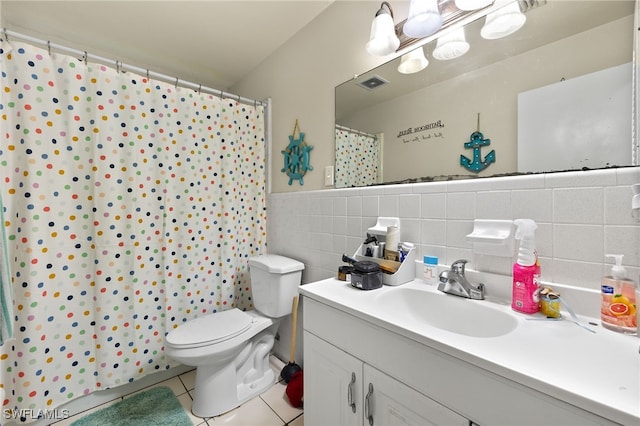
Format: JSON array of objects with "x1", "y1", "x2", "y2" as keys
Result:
[{"x1": 438, "y1": 259, "x2": 485, "y2": 300}]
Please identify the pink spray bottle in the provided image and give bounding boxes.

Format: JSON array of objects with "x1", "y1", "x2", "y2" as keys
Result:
[{"x1": 512, "y1": 219, "x2": 540, "y2": 314}]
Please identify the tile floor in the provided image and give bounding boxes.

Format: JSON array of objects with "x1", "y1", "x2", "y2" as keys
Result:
[{"x1": 51, "y1": 356, "x2": 303, "y2": 426}]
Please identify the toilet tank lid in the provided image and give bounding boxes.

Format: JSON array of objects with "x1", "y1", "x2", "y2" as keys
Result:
[{"x1": 249, "y1": 254, "x2": 304, "y2": 274}]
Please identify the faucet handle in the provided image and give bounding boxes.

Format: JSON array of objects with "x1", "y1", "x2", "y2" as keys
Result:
[{"x1": 451, "y1": 259, "x2": 468, "y2": 274}]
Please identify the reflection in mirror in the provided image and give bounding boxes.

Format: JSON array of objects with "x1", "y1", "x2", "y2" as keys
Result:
[
  {"x1": 335, "y1": 0, "x2": 637, "y2": 188},
  {"x1": 335, "y1": 125, "x2": 381, "y2": 188}
]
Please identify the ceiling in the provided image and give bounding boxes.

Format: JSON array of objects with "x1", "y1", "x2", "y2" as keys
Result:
[{"x1": 1, "y1": 0, "x2": 335, "y2": 91}]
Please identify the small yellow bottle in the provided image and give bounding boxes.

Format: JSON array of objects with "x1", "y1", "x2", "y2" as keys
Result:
[{"x1": 601, "y1": 255, "x2": 637, "y2": 335}]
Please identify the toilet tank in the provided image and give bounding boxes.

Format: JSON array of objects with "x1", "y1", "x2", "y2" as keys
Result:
[{"x1": 249, "y1": 254, "x2": 304, "y2": 318}]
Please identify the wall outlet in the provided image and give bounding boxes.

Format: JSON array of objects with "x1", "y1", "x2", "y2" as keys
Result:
[{"x1": 324, "y1": 165, "x2": 334, "y2": 186}]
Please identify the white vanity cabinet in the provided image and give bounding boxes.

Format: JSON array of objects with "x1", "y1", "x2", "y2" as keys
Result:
[
  {"x1": 301, "y1": 281, "x2": 629, "y2": 426},
  {"x1": 304, "y1": 332, "x2": 468, "y2": 426},
  {"x1": 304, "y1": 331, "x2": 362, "y2": 426}
]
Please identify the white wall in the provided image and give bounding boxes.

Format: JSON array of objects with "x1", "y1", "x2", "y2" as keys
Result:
[
  {"x1": 268, "y1": 167, "x2": 640, "y2": 306},
  {"x1": 233, "y1": 1, "x2": 399, "y2": 193}
]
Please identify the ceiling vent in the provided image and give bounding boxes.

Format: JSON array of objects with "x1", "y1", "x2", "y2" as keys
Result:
[{"x1": 357, "y1": 75, "x2": 389, "y2": 90}]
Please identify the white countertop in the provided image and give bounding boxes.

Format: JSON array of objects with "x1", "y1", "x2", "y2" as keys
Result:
[{"x1": 300, "y1": 278, "x2": 640, "y2": 425}]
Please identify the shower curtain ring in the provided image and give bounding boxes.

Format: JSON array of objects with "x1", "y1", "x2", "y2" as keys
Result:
[
  {"x1": 83, "y1": 51, "x2": 87, "y2": 65},
  {"x1": 146, "y1": 69, "x2": 150, "y2": 81},
  {"x1": 2, "y1": 28, "x2": 8, "y2": 42},
  {"x1": 175, "y1": 77, "x2": 178, "y2": 88},
  {"x1": 47, "y1": 41, "x2": 51, "y2": 55},
  {"x1": 198, "y1": 84, "x2": 201, "y2": 94}
]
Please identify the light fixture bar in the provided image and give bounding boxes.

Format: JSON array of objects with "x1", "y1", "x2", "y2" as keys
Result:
[
  {"x1": 396, "y1": 0, "x2": 477, "y2": 50},
  {"x1": 518, "y1": 0, "x2": 546, "y2": 13},
  {"x1": 395, "y1": 0, "x2": 545, "y2": 52}
]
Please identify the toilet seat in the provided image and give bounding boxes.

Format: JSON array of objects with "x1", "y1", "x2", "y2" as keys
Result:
[{"x1": 166, "y1": 309, "x2": 253, "y2": 349}]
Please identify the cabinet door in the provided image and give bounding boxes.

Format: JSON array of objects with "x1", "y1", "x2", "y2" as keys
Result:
[
  {"x1": 364, "y1": 364, "x2": 468, "y2": 426},
  {"x1": 304, "y1": 332, "x2": 363, "y2": 426}
]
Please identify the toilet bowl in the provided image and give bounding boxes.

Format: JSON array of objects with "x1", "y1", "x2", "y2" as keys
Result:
[{"x1": 164, "y1": 254, "x2": 304, "y2": 418}]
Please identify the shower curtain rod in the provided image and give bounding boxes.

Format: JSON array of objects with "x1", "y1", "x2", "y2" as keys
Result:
[
  {"x1": 335, "y1": 124, "x2": 377, "y2": 139},
  {"x1": 2, "y1": 29, "x2": 265, "y2": 107}
]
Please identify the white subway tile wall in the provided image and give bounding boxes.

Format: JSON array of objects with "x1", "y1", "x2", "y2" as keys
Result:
[{"x1": 267, "y1": 168, "x2": 640, "y2": 293}]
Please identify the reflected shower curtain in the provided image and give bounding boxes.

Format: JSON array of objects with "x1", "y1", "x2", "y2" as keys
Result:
[
  {"x1": 335, "y1": 127, "x2": 379, "y2": 188},
  {"x1": 0, "y1": 41, "x2": 266, "y2": 419}
]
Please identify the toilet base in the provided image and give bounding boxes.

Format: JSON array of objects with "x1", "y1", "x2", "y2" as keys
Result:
[{"x1": 191, "y1": 327, "x2": 277, "y2": 418}]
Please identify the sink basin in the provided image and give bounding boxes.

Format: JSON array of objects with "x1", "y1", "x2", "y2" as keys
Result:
[{"x1": 378, "y1": 288, "x2": 518, "y2": 337}]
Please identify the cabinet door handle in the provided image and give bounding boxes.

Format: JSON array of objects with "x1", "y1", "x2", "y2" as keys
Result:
[
  {"x1": 347, "y1": 372, "x2": 357, "y2": 413},
  {"x1": 364, "y1": 382, "x2": 374, "y2": 426}
]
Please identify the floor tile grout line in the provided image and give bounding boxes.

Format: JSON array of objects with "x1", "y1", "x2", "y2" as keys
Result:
[
  {"x1": 259, "y1": 393, "x2": 287, "y2": 425},
  {"x1": 177, "y1": 374, "x2": 191, "y2": 394},
  {"x1": 285, "y1": 412, "x2": 303, "y2": 426}
]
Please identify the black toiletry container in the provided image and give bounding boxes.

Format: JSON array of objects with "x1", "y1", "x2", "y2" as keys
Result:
[{"x1": 350, "y1": 261, "x2": 383, "y2": 290}]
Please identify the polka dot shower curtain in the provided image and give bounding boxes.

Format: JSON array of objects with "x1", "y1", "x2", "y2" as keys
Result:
[
  {"x1": 0, "y1": 40, "x2": 267, "y2": 420},
  {"x1": 335, "y1": 127, "x2": 380, "y2": 188}
]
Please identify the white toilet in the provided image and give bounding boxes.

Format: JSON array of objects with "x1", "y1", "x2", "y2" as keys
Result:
[{"x1": 164, "y1": 254, "x2": 304, "y2": 418}]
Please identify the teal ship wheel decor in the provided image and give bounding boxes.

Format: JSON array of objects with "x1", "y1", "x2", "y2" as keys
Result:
[
  {"x1": 281, "y1": 119, "x2": 313, "y2": 185},
  {"x1": 460, "y1": 113, "x2": 495, "y2": 173}
]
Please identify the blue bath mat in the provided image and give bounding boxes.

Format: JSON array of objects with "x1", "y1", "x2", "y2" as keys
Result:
[{"x1": 71, "y1": 386, "x2": 192, "y2": 426}]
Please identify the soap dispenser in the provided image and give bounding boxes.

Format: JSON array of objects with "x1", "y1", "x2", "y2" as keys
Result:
[{"x1": 601, "y1": 254, "x2": 637, "y2": 335}]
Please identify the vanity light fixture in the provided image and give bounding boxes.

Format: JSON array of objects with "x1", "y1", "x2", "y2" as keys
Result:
[
  {"x1": 403, "y1": 0, "x2": 443, "y2": 39},
  {"x1": 480, "y1": 0, "x2": 526, "y2": 39},
  {"x1": 366, "y1": 1, "x2": 401, "y2": 56},
  {"x1": 366, "y1": 0, "x2": 540, "y2": 56},
  {"x1": 397, "y1": 47, "x2": 429, "y2": 74},
  {"x1": 454, "y1": 0, "x2": 494, "y2": 11},
  {"x1": 432, "y1": 27, "x2": 470, "y2": 60}
]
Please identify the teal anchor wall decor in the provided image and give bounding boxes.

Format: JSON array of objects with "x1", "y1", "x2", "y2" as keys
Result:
[
  {"x1": 460, "y1": 114, "x2": 495, "y2": 173},
  {"x1": 281, "y1": 119, "x2": 313, "y2": 185}
]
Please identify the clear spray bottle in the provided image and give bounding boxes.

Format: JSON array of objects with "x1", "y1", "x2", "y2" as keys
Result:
[{"x1": 512, "y1": 219, "x2": 540, "y2": 314}]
